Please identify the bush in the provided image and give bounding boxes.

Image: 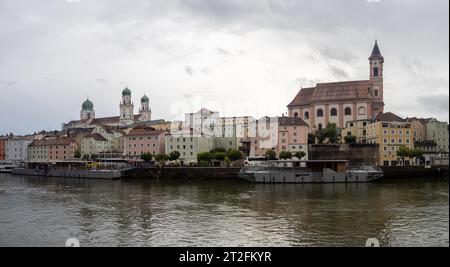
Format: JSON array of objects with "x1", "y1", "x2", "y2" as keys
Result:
[
  {"x1": 279, "y1": 151, "x2": 293, "y2": 160},
  {"x1": 265, "y1": 150, "x2": 277, "y2": 160},
  {"x1": 197, "y1": 152, "x2": 213, "y2": 163},
  {"x1": 169, "y1": 151, "x2": 181, "y2": 161},
  {"x1": 213, "y1": 152, "x2": 226, "y2": 161},
  {"x1": 226, "y1": 149, "x2": 242, "y2": 162},
  {"x1": 199, "y1": 160, "x2": 210, "y2": 167},
  {"x1": 294, "y1": 151, "x2": 306, "y2": 160},
  {"x1": 344, "y1": 135, "x2": 357, "y2": 144}
]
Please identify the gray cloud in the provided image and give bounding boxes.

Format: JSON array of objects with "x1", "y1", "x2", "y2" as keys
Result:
[
  {"x1": 185, "y1": 66, "x2": 195, "y2": 76},
  {"x1": 328, "y1": 65, "x2": 350, "y2": 80},
  {"x1": 0, "y1": 0, "x2": 448, "y2": 134},
  {"x1": 417, "y1": 94, "x2": 450, "y2": 113}
]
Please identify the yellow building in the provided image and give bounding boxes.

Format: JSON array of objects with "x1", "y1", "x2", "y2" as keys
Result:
[
  {"x1": 366, "y1": 112, "x2": 414, "y2": 166},
  {"x1": 341, "y1": 119, "x2": 371, "y2": 143}
]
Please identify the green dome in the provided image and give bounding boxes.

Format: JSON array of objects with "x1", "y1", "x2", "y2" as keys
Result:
[
  {"x1": 141, "y1": 95, "x2": 149, "y2": 102},
  {"x1": 122, "y1": 87, "x2": 132, "y2": 96},
  {"x1": 82, "y1": 99, "x2": 94, "y2": 110}
]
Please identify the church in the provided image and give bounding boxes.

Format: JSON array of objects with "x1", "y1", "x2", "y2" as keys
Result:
[
  {"x1": 63, "y1": 87, "x2": 152, "y2": 130},
  {"x1": 287, "y1": 41, "x2": 385, "y2": 131}
]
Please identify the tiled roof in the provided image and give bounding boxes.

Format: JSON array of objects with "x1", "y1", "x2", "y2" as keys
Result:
[
  {"x1": 376, "y1": 112, "x2": 405, "y2": 122},
  {"x1": 83, "y1": 134, "x2": 108, "y2": 142},
  {"x1": 126, "y1": 127, "x2": 167, "y2": 136},
  {"x1": 278, "y1": 117, "x2": 309, "y2": 127},
  {"x1": 288, "y1": 80, "x2": 370, "y2": 107},
  {"x1": 30, "y1": 138, "x2": 77, "y2": 147}
]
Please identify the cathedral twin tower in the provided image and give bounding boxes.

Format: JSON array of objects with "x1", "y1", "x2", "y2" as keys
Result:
[{"x1": 80, "y1": 87, "x2": 152, "y2": 127}]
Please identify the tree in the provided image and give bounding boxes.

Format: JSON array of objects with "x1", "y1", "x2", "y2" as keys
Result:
[
  {"x1": 169, "y1": 151, "x2": 181, "y2": 162},
  {"x1": 396, "y1": 146, "x2": 409, "y2": 166},
  {"x1": 409, "y1": 148, "x2": 424, "y2": 166},
  {"x1": 155, "y1": 154, "x2": 169, "y2": 167},
  {"x1": 344, "y1": 135, "x2": 357, "y2": 144},
  {"x1": 294, "y1": 151, "x2": 306, "y2": 160},
  {"x1": 279, "y1": 151, "x2": 293, "y2": 160},
  {"x1": 265, "y1": 150, "x2": 277, "y2": 160},
  {"x1": 74, "y1": 149, "x2": 81, "y2": 159},
  {"x1": 197, "y1": 152, "x2": 213, "y2": 164},
  {"x1": 213, "y1": 152, "x2": 226, "y2": 161},
  {"x1": 317, "y1": 123, "x2": 339, "y2": 144},
  {"x1": 226, "y1": 149, "x2": 242, "y2": 162},
  {"x1": 82, "y1": 154, "x2": 90, "y2": 161},
  {"x1": 308, "y1": 133, "x2": 316, "y2": 144},
  {"x1": 141, "y1": 152, "x2": 153, "y2": 163}
]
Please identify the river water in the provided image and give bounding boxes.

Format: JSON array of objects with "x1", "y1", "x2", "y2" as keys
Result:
[{"x1": 0, "y1": 174, "x2": 448, "y2": 247}]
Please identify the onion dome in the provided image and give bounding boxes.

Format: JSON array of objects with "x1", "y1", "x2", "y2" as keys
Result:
[
  {"x1": 141, "y1": 95, "x2": 149, "y2": 103},
  {"x1": 122, "y1": 87, "x2": 132, "y2": 96},
  {"x1": 82, "y1": 98, "x2": 94, "y2": 111}
]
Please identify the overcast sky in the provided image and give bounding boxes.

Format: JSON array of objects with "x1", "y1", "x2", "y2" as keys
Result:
[{"x1": 0, "y1": 0, "x2": 448, "y2": 135}]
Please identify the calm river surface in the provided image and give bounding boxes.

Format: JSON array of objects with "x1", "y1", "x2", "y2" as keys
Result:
[{"x1": 0, "y1": 174, "x2": 448, "y2": 247}]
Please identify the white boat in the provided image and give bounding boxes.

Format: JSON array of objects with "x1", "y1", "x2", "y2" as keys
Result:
[
  {"x1": 238, "y1": 160, "x2": 383, "y2": 183},
  {"x1": 0, "y1": 162, "x2": 18, "y2": 173}
]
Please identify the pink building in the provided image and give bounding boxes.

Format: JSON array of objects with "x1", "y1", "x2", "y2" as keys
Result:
[
  {"x1": 250, "y1": 117, "x2": 309, "y2": 159},
  {"x1": 28, "y1": 138, "x2": 78, "y2": 162},
  {"x1": 123, "y1": 127, "x2": 167, "y2": 159}
]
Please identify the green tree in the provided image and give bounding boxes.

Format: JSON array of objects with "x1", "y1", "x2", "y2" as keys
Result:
[
  {"x1": 213, "y1": 152, "x2": 226, "y2": 161},
  {"x1": 294, "y1": 151, "x2": 306, "y2": 160},
  {"x1": 396, "y1": 146, "x2": 409, "y2": 166},
  {"x1": 317, "y1": 123, "x2": 339, "y2": 144},
  {"x1": 265, "y1": 150, "x2": 277, "y2": 160},
  {"x1": 410, "y1": 148, "x2": 424, "y2": 165},
  {"x1": 155, "y1": 154, "x2": 169, "y2": 167},
  {"x1": 82, "y1": 154, "x2": 90, "y2": 161},
  {"x1": 74, "y1": 149, "x2": 81, "y2": 159},
  {"x1": 226, "y1": 149, "x2": 242, "y2": 162},
  {"x1": 169, "y1": 151, "x2": 181, "y2": 162},
  {"x1": 141, "y1": 152, "x2": 153, "y2": 163},
  {"x1": 344, "y1": 135, "x2": 357, "y2": 144},
  {"x1": 279, "y1": 151, "x2": 293, "y2": 160},
  {"x1": 197, "y1": 152, "x2": 213, "y2": 163},
  {"x1": 308, "y1": 133, "x2": 316, "y2": 144}
]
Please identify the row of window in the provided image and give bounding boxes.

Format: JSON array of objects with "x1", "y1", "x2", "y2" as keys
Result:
[
  {"x1": 295, "y1": 107, "x2": 367, "y2": 119},
  {"x1": 128, "y1": 136, "x2": 159, "y2": 141},
  {"x1": 383, "y1": 138, "x2": 411, "y2": 144},
  {"x1": 383, "y1": 130, "x2": 411, "y2": 135}
]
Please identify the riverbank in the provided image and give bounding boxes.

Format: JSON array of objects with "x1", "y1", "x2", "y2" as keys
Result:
[{"x1": 9, "y1": 165, "x2": 449, "y2": 181}]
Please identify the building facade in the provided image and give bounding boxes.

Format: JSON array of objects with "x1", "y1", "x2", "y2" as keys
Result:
[
  {"x1": 123, "y1": 127, "x2": 167, "y2": 159},
  {"x1": 28, "y1": 138, "x2": 78, "y2": 162},
  {"x1": 341, "y1": 119, "x2": 371, "y2": 144},
  {"x1": 366, "y1": 112, "x2": 414, "y2": 166},
  {"x1": 80, "y1": 134, "x2": 109, "y2": 159},
  {"x1": 165, "y1": 129, "x2": 214, "y2": 165},
  {"x1": 425, "y1": 119, "x2": 449, "y2": 153},
  {"x1": 287, "y1": 41, "x2": 385, "y2": 131},
  {"x1": 249, "y1": 116, "x2": 309, "y2": 159},
  {"x1": 5, "y1": 137, "x2": 33, "y2": 163}
]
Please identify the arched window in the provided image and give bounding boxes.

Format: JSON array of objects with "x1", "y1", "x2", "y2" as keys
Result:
[
  {"x1": 373, "y1": 67, "x2": 379, "y2": 77},
  {"x1": 294, "y1": 112, "x2": 299, "y2": 118},
  {"x1": 330, "y1": 108, "x2": 338, "y2": 117},
  {"x1": 317, "y1": 109, "x2": 324, "y2": 117},
  {"x1": 344, "y1": 107, "x2": 352, "y2": 116},
  {"x1": 304, "y1": 112, "x2": 309, "y2": 120},
  {"x1": 358, "y1": 107, "x2": 367, "y2": 116}
]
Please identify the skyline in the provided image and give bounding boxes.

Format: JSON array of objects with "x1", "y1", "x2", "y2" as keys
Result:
[{"x1": 0, "y1": 0, "x2": 449, "y2": 135}]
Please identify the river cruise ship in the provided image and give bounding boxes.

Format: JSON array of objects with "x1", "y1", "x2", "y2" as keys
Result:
[{"x1": 238, "y1": 160, "x2": 383, "y2": 183}]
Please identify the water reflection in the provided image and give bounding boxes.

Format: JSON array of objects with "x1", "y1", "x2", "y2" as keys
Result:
[{"x1": 0, "y1": 174, "x2": 448, "y2": 247}]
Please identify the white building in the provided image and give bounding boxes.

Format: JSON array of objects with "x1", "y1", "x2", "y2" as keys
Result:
[
  {"x1": 6, "y1": 137, "x2": 33, "y2": 163},
  {"x1": 165, "y1": 129, "x2": 214, "y2": 165},
  {"x1": 425, "y1": 119, "x2": 449, "y2": 153}
]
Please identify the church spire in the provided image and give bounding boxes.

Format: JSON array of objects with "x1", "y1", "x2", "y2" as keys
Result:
[{"x1": 369, "y1": 40, "x2": 384, "y2": 62}]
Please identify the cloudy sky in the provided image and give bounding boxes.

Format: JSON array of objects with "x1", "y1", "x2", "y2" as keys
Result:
[{"x1": 0, "y1": 0, "x2": 448, "y2": 135}]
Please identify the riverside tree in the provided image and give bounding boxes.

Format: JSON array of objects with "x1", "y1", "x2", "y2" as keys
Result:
[
  {"x1": 279, "y1": 151, "x2": 293, "y2": 160},
  {"x1": 294, "y1": 151, "x2": 306, "y2": 160},
  {"x1": 265, "y1": 150, "x2": 277, "y2": 160},
  {"x1": 169, "y1": 151, "x2": 181, "y2": 162},
  {"x1": 141, "y1": 152, "x2": 153, "y2": 163}
]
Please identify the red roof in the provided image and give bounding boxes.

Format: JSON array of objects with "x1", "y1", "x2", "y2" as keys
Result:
[
  {"x1": 30, "y1": 138, "x2": 77, "y2": 147},
  {"x1": 125, "y1": 127, "x2": 167, "y2": 136},
  {"x1": 288, "y1": 80, "x2": 371, "y2": 107}
]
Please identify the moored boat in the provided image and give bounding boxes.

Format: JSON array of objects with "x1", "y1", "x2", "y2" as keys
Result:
[{"x1": 238, "y1": 160, "x2": 383, "y2": 183}]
